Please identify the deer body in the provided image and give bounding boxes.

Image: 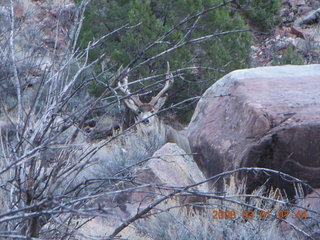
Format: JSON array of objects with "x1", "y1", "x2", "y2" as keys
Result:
[{"x1": 165, "y1": 126, "x2": 191, "y2": 154}]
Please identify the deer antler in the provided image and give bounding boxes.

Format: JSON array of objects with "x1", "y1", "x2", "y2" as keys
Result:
[
  {"x1": 118, "y1": 69, "x2": 143, "y2": 106},
  {"x1": 149, "y1": 61, "x2": 174, "y2": 106}
]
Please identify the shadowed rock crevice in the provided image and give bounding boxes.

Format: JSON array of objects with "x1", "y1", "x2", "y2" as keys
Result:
[{"x1": 243, "y1": 124, "x2": 320, "y2": 197}]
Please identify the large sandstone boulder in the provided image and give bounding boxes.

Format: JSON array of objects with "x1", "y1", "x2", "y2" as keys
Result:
[{"x1": 188, "y1": 64, "x2": 320, "y2": 196}]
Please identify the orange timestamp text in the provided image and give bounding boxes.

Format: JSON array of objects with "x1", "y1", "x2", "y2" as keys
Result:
[{"x1": 212, "y1": 210, "x2": 308, "y2": 220}]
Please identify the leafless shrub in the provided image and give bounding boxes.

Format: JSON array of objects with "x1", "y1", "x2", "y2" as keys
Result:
[{"x1": 0, "y1": 1, "x2": 193, "y2": 238}]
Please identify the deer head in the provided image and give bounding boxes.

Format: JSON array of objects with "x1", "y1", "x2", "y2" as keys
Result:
[{"x1": 118, "y1": 62, "x2": 174, "y2": 127}]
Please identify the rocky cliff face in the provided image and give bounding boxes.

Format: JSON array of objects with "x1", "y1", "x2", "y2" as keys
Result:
[
  {"x1": 188, "y1": 64, "x2": 320, "y2": 197},
  {"x1": 1, "y1": 0, "x2": 76, "y2": 67},
  {"x1": 0, "y1": 0, "x2": 76, "y2": 109}
]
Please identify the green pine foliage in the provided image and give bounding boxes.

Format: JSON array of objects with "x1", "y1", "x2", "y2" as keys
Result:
[
  {"x1": 77, "y1": 0, "x2": 253, "y2": 121},
  {"x1": 238, "y1": 0, "x2": 282, "y2": 32}
]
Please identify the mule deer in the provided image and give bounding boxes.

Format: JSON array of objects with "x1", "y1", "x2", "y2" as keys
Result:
[{"x1": 118, "y1": 62, "x2": 191, "y2": 154}]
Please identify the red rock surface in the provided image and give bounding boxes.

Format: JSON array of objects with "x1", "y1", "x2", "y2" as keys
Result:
[{"x1": 188, "y1": 64, "x2": 320, "y2": 196}]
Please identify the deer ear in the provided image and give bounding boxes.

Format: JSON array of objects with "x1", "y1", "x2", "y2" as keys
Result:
[
  {"x1": 153, "y1": 95, "x2": 167, "y2": 111},
  {"x1": 124, "y1": 99, "x2": 140, "y2": 113}
]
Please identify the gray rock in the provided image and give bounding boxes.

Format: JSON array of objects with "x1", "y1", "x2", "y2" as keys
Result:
[
  {"x1": 298, "y1": 6, "x2": 313, "y2": 16},
  {"x1": 295, "y1": 8, "x2": 320, "y2": 26}
]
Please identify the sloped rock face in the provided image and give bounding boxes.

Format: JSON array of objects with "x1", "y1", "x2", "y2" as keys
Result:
[
  {"x1": 132, "y1": 142, "x2": 207, "y2": 208},
  {"x1": 188, "y1": 64, "x2": 320, "y2": 196},
  {"x1": 114, "y1": 142, "x2": 208, "y2": 216},
  {"x1": 78, "y1": 143, "x2": 208, "y2": 239}
]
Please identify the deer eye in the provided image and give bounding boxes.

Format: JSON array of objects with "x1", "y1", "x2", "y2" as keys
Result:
[
  {"x1": 151, "y1": 110, "x2": 155, "y2": 113},
  {"x1": 137, "y1": 110, "x2": 142, "y2": 114}
]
